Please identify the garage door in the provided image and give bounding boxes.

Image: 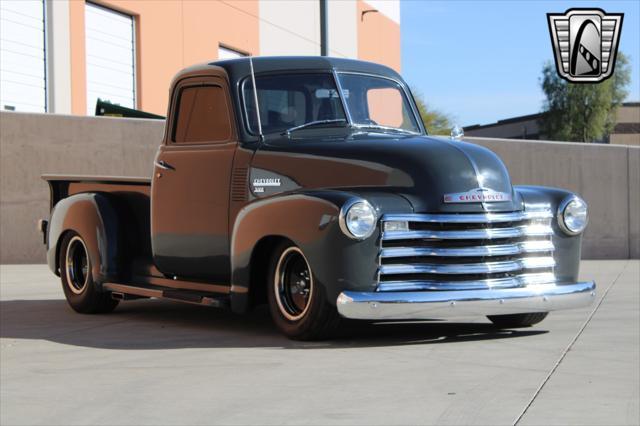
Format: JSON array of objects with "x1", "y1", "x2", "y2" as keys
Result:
[
  {"x1": 0, "y1": 0, "x2": 46, "y2": 112},
  {"x1": 85, "y1": 2, "x2": 135, "y2": 115}
]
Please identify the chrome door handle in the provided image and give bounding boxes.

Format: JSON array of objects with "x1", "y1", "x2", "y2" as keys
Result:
[{"x1": 154, "y1": 160, "x2": 174, "y2": 170}]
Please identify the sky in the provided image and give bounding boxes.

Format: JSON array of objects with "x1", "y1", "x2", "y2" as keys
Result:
[{"x1": 401, "y1": 0, "x2": 640, "y2": 127}]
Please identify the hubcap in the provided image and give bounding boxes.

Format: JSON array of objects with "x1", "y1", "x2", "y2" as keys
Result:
[
  {"x1": 66, "y1": 236, "x2": 89, "y2": 295},
  {"x1": 274, "y1": 247, "x2": 314, "y2": 321}
]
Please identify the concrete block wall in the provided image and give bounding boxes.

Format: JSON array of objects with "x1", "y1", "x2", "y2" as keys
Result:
[
  {"x1": 467, "y1": 137, "x2": 640, "y2": 260},
  {"x1": 0, "y1": 112, "x2": 163, "y2": 264},
  {"x1": 0, "y1": 112, "x2": 638, "y2": 263}
]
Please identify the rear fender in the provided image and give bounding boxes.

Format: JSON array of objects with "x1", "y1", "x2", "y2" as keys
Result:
[{"x1": 47, "y1": 193, "x2": 121, "y2": 285}]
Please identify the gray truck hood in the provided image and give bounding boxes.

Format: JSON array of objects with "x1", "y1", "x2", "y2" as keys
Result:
[{"x1": 250, "y1": 132, "x2": 524, "y2": 213}]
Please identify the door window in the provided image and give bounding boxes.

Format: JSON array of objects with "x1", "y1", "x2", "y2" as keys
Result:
[{"x1": 173, "y1": 85, "x2": 232, "y2": 143}]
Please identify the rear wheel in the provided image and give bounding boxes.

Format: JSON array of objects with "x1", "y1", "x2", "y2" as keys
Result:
[
  {"x1": 267, "y1": 242, "x2": 340, "y2": 340},
  {"x1": 487, "y1": 312, "x2": 548, "y2": 328},
  {"x1": 59, "y1": 232, "x2": 119, "y2": 314}
]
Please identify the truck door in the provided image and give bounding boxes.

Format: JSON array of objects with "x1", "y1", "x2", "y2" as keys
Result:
[{"x1": 151, "y1": 75, "x2": 237, "y2": 283}]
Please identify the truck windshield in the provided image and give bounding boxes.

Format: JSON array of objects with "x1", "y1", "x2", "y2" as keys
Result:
[
  {"x1": 243, "y1": 73, "x2": 347, "y2": 135},
  {"x1": 243, "y1": 72, "x2": 422, "y2": 136},
  {"x1": 336, "y1": 73, "x2": 421, "y2": 134}
]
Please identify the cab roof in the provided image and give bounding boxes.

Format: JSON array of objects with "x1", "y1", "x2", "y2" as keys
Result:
[
  {"x1": 174, "y1": 56, "x2": 403, "y2": 85},
  {"x1": 220, "y1": 56, "x2": 400, "y2": 78}
]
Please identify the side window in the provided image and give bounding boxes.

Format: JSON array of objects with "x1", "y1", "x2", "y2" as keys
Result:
[{"x1": 173, "y1": 85, "x2": 232, "y2": 143}]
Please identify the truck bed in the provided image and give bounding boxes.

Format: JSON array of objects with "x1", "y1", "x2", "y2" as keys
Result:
[
  {"x1": 42, "y1": 174, "x2": 154, "y2": 278},
  {"x1": 42, "y1": 174, "x2": 151, "y2": 208}
]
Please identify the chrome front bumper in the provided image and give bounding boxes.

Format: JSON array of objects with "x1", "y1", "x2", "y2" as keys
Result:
[{"x1": 336, "y1": 281, "x2": 596, "y2": 320}]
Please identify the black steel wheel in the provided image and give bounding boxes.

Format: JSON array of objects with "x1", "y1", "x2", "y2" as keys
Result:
[
  {"x1": 274, "y1": 247, "x2": 313, "y2": 321},
  {"x1": 59, "y1": 231, "x2": 119, "y2": 314},
  {"x1": 267, "y1": 242, "x2": 340, "y2": 340},
  {"x1": 65, "y1": 236, "x2": 90, "y2": 295}
]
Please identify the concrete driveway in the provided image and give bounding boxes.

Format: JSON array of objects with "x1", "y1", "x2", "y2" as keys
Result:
[{"x1": 1, "y1": 261, "x2": 638, "y2": 426}]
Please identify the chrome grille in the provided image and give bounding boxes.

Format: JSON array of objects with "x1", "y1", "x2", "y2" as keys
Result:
[{"x1": 378, "y1": 211, "x2": 555, "y2": 292}]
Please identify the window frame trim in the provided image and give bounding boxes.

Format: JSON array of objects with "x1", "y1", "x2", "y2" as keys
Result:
[{"x1": 170, "y1": 81, "x2": 235, "y2": 146}]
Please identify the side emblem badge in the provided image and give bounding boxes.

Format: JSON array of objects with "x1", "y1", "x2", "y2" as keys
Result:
[{"x1": 252, "y1": 177, "x2": 281, "y2": 193}]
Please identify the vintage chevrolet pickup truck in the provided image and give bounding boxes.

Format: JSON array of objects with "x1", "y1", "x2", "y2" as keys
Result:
[{"x1": 40, "y1": 57, "x2": 595, "y2": 340}]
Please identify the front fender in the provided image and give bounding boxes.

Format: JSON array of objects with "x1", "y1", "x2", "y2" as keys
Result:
[
  {"x1": 46, "y1": 193, "x2": 121, "y2": 285},
  {"x1": 516, "y1": 185, "x2": 585, "y2": 282},
  {"x1": 230, "y1": 191, "x2": 413, "y2": 312}
]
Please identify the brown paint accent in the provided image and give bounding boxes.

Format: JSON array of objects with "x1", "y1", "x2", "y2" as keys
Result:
[
  {"x1": 357, "y1": 0, "x2": 401, "y2": 72},
  {"x1": 68, "y1": 0, "x2": 259, "y2": 116}
]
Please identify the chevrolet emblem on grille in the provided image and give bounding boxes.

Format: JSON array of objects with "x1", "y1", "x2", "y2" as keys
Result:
[{"x1": 444, "y1": 188, "x2": 511, "y2": 203}]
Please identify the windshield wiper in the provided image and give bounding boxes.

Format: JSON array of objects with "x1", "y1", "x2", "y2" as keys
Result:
[
  {"x1": 352, "y1": 124, "x2": 420, "y2": 136},
  {"x1": 282, "y1": 119, "x2": 348, "y2": 136}
]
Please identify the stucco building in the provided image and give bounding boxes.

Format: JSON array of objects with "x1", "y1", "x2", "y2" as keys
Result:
[{"x1": 0, "y1": 0, "x2": 400, "y2": 116}]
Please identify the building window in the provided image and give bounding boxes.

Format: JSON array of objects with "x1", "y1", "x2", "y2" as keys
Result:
[
  {"x1": 0, "y1": 0, "x2": 46, "y2": 112},
  {"x1": 85, "y1": 2, "x2": 135, "y2": 115},
  {"x1": 218, "y1": 45, "x2": 247, "y2": 60}
]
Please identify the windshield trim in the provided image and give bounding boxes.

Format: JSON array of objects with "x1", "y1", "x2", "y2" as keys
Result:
[
  {"x1": 333, "y1": 69, "x2": 353, "y2": 125},
  {"x1": 336, "y1": 71, "x2": 425, "y2": 135}
]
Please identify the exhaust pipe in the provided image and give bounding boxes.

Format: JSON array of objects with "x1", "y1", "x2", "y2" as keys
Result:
[{"x1": 111, "y1": 292, "x2": 126, "y2": 301}]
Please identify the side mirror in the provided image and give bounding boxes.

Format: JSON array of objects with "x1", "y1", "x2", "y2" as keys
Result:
[{"x1": 450, "y1": 125, "x2": 464, "y2": 140}]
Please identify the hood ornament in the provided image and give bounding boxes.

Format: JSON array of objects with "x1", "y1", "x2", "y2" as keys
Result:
[
  {"x1": 444, "y1": 187, "x2": 511, "y2": 203},
  {"x1": 450, "y1": 125, "x2": 464, "y2": 140}
]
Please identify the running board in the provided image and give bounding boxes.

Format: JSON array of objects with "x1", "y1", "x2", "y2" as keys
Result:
[{"x1": 103, "y1": 283, "x2": 230, "y2": 308}]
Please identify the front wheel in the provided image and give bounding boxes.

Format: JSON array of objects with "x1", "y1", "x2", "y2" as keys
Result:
[
  {"x1": 487, "y1": 312, "x2": 549, "y2": 328},
  {"x1": 267, "y1": 242, "x2": 340, "y2": 340},
  {"x1": 59, "y1": 231, "x2": 119, "y2": 314}
]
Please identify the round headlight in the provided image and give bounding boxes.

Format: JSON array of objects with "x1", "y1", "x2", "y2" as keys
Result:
[
  {"x1": 558, "y1": 196, "x2": 588, "y2": 235},
  {"x1": 340, "y1": 200, "x2": 377, "y2": 240}
]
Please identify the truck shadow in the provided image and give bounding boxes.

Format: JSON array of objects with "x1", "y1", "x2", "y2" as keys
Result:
[{"x1": 0, "y1": 298, "x2": 547, "y2": 350}]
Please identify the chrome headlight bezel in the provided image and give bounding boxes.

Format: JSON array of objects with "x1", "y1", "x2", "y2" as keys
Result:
[
  {"x1": 339, "y1": 199, "x2": 378, "y2": 240},
  {"x1": 557, "y1": 195, "x2": 588, "y2": 236}
]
